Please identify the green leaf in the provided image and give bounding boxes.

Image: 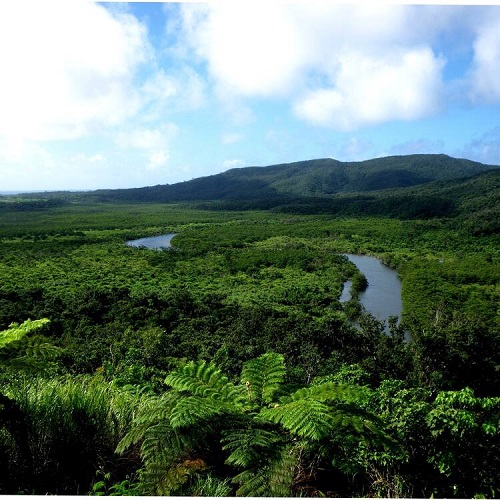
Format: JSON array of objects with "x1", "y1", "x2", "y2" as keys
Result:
[
  {"x1": 0, "y1": 318, "x2": 50, "y2": 349},
  {"x1": 241, "y1": 352, "x2": 286, "y2": 404},
  {"x1": 222, "y1": 427, "x2": 282, "y2": 467},
  {"x1": 165, "y1": 360, "x2": 244, "y2": 404},
  {"x1": 260, "y1": 399, "x2": 333, "y2": 440},
  {"x1": 169, "y1": 395, "x2": 237, "y2": 429}
]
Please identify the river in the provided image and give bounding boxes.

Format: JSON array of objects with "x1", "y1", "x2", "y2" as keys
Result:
[
  {"x1": 125, "y1": 233, "x2": 176, "y2": 249},
  {"x1": 340, "y1": 254, "x2": 403, "y2": 329},
  {"x1": 125, "y1": 235, "x2": 403, "y2": 331}
]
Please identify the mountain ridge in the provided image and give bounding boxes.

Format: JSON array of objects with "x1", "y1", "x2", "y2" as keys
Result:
[
  {"x1": 85, "y1": 153, "x2": 497, "y2": 203},
  {"x1": 3, "y1": 154, "x2": 498, "y2": 226}
]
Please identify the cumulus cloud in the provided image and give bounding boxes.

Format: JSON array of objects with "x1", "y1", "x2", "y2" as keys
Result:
[
  {"x1": 469, "y1": 13, "x2": 500, "y2": 102},
  {"x1": 176, "y1": 3, "x2": 448, "y2": 130},
  {"x1": 294, "y1": 48, "x2": 445, "y2": 130},
  {"x1": 115, "y1": 123, "x2": 178, "y2": 172},
  {"x1": 0, "y1": 1, "x2": 150, "y2": 142},
  {"x1": 179, "y1": 3, "x2": 306, "y2": 98},
  {"x1": 141, "y1": 66, "x2": 206, "y2": 118}
]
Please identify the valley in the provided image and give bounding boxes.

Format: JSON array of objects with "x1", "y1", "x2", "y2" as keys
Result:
[{"x1": 0, "y1": 154, "x2": 498, "y2": 497}]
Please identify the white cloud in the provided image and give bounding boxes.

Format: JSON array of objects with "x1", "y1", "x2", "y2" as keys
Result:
[
  {"x1": 294, "y1": 48, "x2": 445, "y2": 130},
  {"x1": 469, "y1": 14, "x2": 500, "y2": 102},
  {"x1": 147, "y1": 150, "x2": 169, "y2": 171},
  {"x1": 0, "y1": 1, "x2": 150, "y2": 142},
  {"x1": 89, "y1": 153, "x2": 106, "y2": 164},
  {"x1": 115, "y1": 123, "x2": 178, "y2": 172},
  {"x1": 179, "y1": 3, "x2": 307, "y2": 98},
  {"x1": 116, "y1": 124, "x2": 178, "y2": 151},
  {"x1": 141, "y1": 66, "x2": 206, "y2": 118},
  {"x1": 337, "y1": 137, "x2": 374, "y2": 161},
  {"x1": 177, "y1": 4, "x2": 448, "y2": 130}
]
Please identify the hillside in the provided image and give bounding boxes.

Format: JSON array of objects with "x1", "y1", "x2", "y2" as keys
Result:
[
  {"x1": 87, "y1": 154, "x2": 496, "y2": 203},
  {"x1": 3, "y1": 154, "x2": 499, "y2": 226}
]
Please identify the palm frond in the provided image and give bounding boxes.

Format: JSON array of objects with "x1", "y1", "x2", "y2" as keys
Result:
[{"x1": 241, "y1": 352, "x2": 286, "y2": 405}]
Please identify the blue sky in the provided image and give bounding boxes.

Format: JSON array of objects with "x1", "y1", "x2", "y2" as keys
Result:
[{"x1": 2, "y1": 1, "x2": 500, "y2": 191}]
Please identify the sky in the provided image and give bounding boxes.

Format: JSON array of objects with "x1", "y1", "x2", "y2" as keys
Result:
[{"x1": 2, "y1": 1, "x2": 500, "y2": 191}]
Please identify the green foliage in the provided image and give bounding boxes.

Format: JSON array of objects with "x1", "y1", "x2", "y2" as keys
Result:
[
  {"x1": 0, "y1": 318, "x2": 49, "y2": 348},
  {"x1": 90, "y1": 473, "x2": 142, "y2": 496},
  {"x1": 359, "y1": 381, "x2": 500, "y2": 498},
  {"x1": 240, "y1": 352, "x2": 286, "y2": 405},
  {"x1": 0, "y1": 319, "x2": 58, "y2": 374},
  {"x1": 165, "y1": 360, "x2": 245, "y2": 404},
  {"x1": 118, "y1": 352, "x2": 386, "y2": 496},
  {"x1": 0, "y1": 189, "x2": 498, "y2": 496},
  {"x1": 1, "y1": 375, "x2": 139, "y2": 494},
  {"x1": 188, "y1": 473, "x2": 232, "y2": 496}
]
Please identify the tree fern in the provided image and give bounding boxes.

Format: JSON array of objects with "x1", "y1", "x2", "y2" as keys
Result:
[
  {"x1": 118, "y1": 352, "x2": 389, "y2": 497},
  {"x1": 222, "y1": 427, "x2": 283, "y2": 468},
  {"x1": 284, "y1": 381, "x2": 371, "y2": 405},
  {"x1": 169, "y1": 395, "x2": 240, "y2": 429},
  {"x1": 0, "y1": 319, "x2": 50, "y2": 349},
  {"x1": 240, "y1": 352, "x2": 286, "y2": 405},
  {"x1": 232, "y1": 444, "x2": 298, "y2": 497},
  {"x1": 260, "y1": 399, "x2": 334, "y2": 440},
  {"x1": 136, "y1": 421, "x2": 196, "y2": 495},
  {"x1": 0, "y1": 319, "x2": 58, "y2": 373},
  {"x1": 116, "y1": 391, "x2": 181, "y2": 453},
  {"x1": 165, "y1": 360, "x2": 245, "y2": 404}
]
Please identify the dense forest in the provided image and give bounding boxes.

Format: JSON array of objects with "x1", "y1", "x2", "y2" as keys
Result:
[{"x1": 0, "y1": 155, "x2": 499, "y2": 497}]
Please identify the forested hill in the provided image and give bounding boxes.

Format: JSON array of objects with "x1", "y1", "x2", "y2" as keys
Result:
[
  {"x1": 3, "y1": 154, "x2": 499, "y2": 223},
  {"x1": 88, "y1": 153, "x2": 497, "y2": 203}
]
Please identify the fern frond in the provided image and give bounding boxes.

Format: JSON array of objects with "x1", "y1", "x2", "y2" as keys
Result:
[
  {"x1": 222, "y1": 427, "x2": 282, "y2": 468},
  {"x1": 140, "y1": 462, "x2": 189, "y2": 495},
  {"x1": 165, "y1": 360, "x2": 244, "y2": 404},
  {"x1": 284, "y1": 382, "x2": 370, "y2": 405},
  {"x1": 267, "y1": 445, "x2": 298, "y2": 497},
  {"x1": 241, "y1": 352, "x2": 286, "y2": 405},
  {"x1": 260, "y1": 399, "x2": 333, "y2": 440},
  {"x1": 137, "y1": 423, "x2": 196, "y2": 493},
  {"x1": 233, "y1": 444, "x2": 297, "y2": 497},
  {"x1": 0, "y1": 319, "x2": 50, "y2": 349},
  {"x1": 169, "y1": 395, "x2": 238, "y2": 429},
  {"x1": 329, "y1": 404, "x2": 392, "y2": 444},
  {"x1": 116, "y1": 392, "x2": 180, "y2": 454}
]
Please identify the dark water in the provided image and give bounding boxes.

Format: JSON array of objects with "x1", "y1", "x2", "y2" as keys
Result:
[
  {"x1": 126, "y1": 233, "x2": 176, "y2": 249},
  {"x1": 340, "y1": 254, "x2": 403, "y2": 325}
]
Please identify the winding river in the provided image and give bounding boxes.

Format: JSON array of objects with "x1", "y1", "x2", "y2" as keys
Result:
[
  {"x1": 340, "y1": 254, "x2": 403, "y2": 328},
  {"x1": 125, "y1": 235, "x2": 404, "y2": 332}
]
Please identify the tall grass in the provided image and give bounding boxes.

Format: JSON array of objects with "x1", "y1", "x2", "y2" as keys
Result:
[{"x1": 3, "y1": 375, "x2": 140, "y2": 494}]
